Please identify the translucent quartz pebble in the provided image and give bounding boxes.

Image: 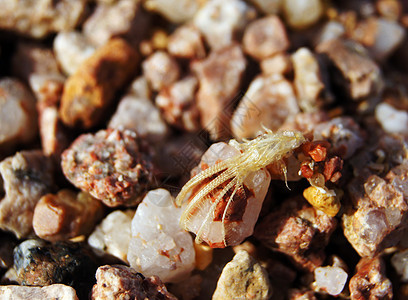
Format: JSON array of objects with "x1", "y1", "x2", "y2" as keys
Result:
[
  {"x1": 282, "y1": 0, "x2": 323, "y2": 29},
  {"x1": 391, "y1": 249, "x2": 408, "y2": 282},
  {"x1": 314, "y1": 266, "x2": 348, "y2": 295},
  {"x1": 88, "y1": 210, "x2": 134, "y2": 263},
  {"x1": 375, "y1": 102, "x2": 408, "y2": 135},
  {"x1": 53, "y1": 31, "x2": 95, "y2": 76},
  {"x1": 127, "y1": 189, "x2": 195, "y2": 283},
  {"x1": 194, "y1": 0, "x2": 256, "y2": 50}
]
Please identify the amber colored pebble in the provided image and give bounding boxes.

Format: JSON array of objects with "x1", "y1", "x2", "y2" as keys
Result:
[
  {"x1": 60, "y1": 38, "x2": 138, "y2": 128},
  {"x1": 194, "y1": 243, "x2": 213, "y2": 271},
  {"x1": 303, "y1": 186, "x2": 341, "y2": 217}
]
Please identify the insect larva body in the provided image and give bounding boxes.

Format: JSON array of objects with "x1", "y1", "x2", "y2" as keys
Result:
[{"x1": 176, "y1": 130, "x2": 306, "y2": 248}]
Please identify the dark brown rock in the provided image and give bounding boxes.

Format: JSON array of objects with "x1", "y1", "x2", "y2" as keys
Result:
[
  {"x1": 255, "y1": 197, "x2": 337, "y2": 271},
  {"x1": 13, "y1": 240, "x2": 98, "y2": 299}
]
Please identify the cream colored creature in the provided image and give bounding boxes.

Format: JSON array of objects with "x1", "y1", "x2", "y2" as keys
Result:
[{"x1": 176, "y1": 129, "x2": 306, "y2": 247}]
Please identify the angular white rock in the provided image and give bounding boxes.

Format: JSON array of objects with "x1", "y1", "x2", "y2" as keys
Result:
[
  {"x1": 292, "y1": 47, "x2": 325, "y2": 111},
  {"x1": 156, "y1": 75, "x2": 200, "y2": 132},
  {"x1": 314, "y1": 266, "x2": 348, "y2": 296},
  {"x1": 53, "y1": 31, "x2": 96, "y2": 76},
  {"x1": 83, "y1": 0, "x2": 148, "y2": 47},
  {"x1": 0, "y1": 78, "x2": 38, "y2": 150},
  {"x1": 0, "y1": 284, "x2": 78, "y2": 300},
  {"x1": 167, "y1": 24, "x2": 206, "y2": 59},
  {"x1": 128, "y1": 189, "x2": 195, "y2": 283},
  {"x1": 144, "y1": 0, "x2": 200, "y2": 23},
  {"x1": 391, "y1": 249, "x2": 408, "y2": 282},
  {"x1": 283, "y1": 0, "x2": 323, "y2": 29},
  {"x1": 316, "y1": 21, "x2": 345, "y2": 45},
  {"x1": 142, "y1": 51, "x2": 180, "y2": 91},
  {"x1": 370, "y1": 18, "x2": 405, "y2": 61},
  {"x1": 88, "y1": 210, "x2": 135, "y2": 263},
  {"x1": 231, "y1": 74, "x2": 299, "y2": 139},
  {"x1": 375, "y1": 102, "x2": 408, "y2": 135},
  {"x1": 194, "y1": 0, "x2": 256, "y2": 50},
  {"x1": 108, "y1": 95, "x2": 168, "y2": 143}
]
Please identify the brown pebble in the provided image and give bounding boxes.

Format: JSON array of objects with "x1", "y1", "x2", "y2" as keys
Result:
[
  {"x1": 255, "y1": 197, "x2": 337, "y2": 271},
  {"x1": 316, "y1": 39, "x2": 383, "y2": 100},
  {"x1": 349, "y1": 256, "x2": 392, "y2": 300},
  {"x1": 243, "y1": 15, "x2": 289, "y2": 61},
  {"x1": 33, "y1": 190, "x2": 104, "y2": 242},
  {"x1": 192, "y1": 43, "x2": 247, "y2": 140}
]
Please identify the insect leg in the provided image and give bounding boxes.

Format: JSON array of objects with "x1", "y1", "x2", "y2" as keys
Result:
[
  {"x1": 175, "y1": 161, "x2": 229, "y2": 207},
  {"x1": 221, "y1": 182, "x2": 242, "y2": 247},
  {"x1": 194, "y1": 177, "x2": 237, "y2": 245},
  {"x1": 180, "y1": 168, "x2": 235, "y2": 228}
]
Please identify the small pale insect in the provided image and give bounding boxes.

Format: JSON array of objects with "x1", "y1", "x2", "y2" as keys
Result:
[{"x1": 175, "y1": 129, "x2": 306, "y2": 248}]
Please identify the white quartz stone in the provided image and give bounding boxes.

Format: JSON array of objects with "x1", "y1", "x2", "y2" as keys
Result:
[
  {"x1": 108, "y1": 95, "x2": 168, "y2": 143},
  {"x1": 375, "y1": 102, "x2": 408, "y2": 135},
  {"x1": 371, "y1": 18, "x2": 405, "y2": 61},
  {"x1": 392, "y1": 249, "x2": 408, "y2": 282},
  {"x1": 127, "y1": 189, "x2": 195, "y2": 283},
  {"x1": 194, "y1": 0, "x2": 256, "y2": 50},
  {"x1": 231, "y1": 74, "x2": 299, "y2": 139},
  {"x1": 53, "y1": 31, "x2": 96, "y2": 76},
  {"x1": 88, "y1": 210, "x2": 135, "y2": 263},
  {"x1": 316, "y1": 21, "x2": 345, "y2": 45},
  {"x1": 314, "y1": 266, "x2": 348, "y2": 296},
  {"x1": 144, "y1": 0, "x2": 200, "y2": 23},
  {"x1": 292, "y1": 47, "x2": 325, "y2": 112},
  {"x1": 0, "y1": 284, "x2": 78, "y2": 300},
  {"x1": 282, "y1": 0, "x2": 323, "y2": 29}
]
